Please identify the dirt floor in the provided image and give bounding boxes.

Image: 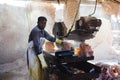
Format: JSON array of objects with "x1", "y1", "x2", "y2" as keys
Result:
[{"x1": 0, "y1": 57, "x2": 28, "y2": 80}]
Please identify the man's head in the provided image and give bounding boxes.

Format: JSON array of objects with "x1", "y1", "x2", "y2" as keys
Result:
[{"x1": 37, "y1": 16, "x2": 47, "y2": 29}]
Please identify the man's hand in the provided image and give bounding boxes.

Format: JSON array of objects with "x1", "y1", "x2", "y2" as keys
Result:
[{"x1": 55, "y1": 38, "x2": 63, "y2": 44}]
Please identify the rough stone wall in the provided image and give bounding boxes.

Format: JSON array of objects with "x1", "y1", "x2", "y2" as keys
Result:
[
  {"x1": 27, "y1": 1, "x2": 55, "y2": 34},
  {"x1": 99, "y1": 0, "x2": 120, "y2": 16},
  {"x1": 0, "y1": 3, "x2": 29, "y2": 80},
  {"x1": 63, "y1": 0, "x2": 79, "y2": 30},
  {"x1": 0, "y1": 4, "x2": 28, "y2": 64}
]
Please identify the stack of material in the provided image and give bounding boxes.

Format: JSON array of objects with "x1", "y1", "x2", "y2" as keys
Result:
[{"x1": 95, "y1": 63, "x2": 120, "y2": 80}]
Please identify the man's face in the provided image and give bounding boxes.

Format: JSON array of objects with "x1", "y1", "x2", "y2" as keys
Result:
[{"x1": 38, "y1": 20, "x2": 47, "y2": 29}]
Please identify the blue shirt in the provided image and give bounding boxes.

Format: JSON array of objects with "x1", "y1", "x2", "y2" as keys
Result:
[{"x1": 28, "y1": 26, "x2": 56, "y2": 55}]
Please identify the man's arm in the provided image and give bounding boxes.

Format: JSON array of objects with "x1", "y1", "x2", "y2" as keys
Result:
[
  {"x1": 44, "y1": 30, "x2": 63, "y2": 44},
  {"x1": 44, "y1": 30, "x2": 56, "y2": 42}
]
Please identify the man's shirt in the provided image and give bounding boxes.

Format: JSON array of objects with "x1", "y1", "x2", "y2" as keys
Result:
[{"x1": 28, "y1": 26, "x2": 56, "y2": 54}]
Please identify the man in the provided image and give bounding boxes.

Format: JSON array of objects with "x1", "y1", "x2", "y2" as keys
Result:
[{"x1": 27, "y1": 16, "x2": 62, "y2": 80}]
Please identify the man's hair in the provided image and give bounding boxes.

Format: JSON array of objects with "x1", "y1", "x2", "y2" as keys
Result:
[{"x1": 37, "y1": 16, "x2": 47, "y2": 23}]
